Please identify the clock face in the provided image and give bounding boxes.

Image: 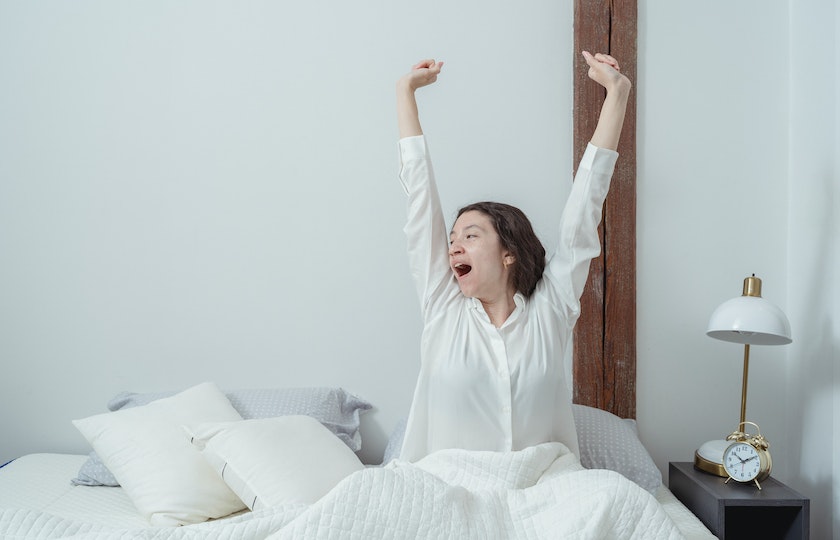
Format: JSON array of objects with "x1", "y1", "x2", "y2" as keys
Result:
[{"x1": 723, "y1": 442, "x2": 761, "y2": 481}]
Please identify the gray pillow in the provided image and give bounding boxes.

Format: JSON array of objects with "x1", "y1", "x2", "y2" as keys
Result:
[
  {"x1": 72, "y1": 387, "x2": 372, "y2": 487},
  {"x1": 379, "y1": 404, "x2": 661, "y2": 493},
  {"x1": 380, "y1": 417, "x2": 408, "y2": 466},
  {"x1": 572, "y1": 404, "x2": 662, "y2": 493},
  {"x1": 73, "y1": 450, "x2": 120, "y2": 486}
]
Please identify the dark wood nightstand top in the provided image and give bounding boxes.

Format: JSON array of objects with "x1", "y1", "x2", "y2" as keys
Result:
[
  {"x1": 670, "y1": 462, "x2": 808, "y2": 504},
  {"x1": 669, "y1": 462, "x2": 810, "y2": 539}
]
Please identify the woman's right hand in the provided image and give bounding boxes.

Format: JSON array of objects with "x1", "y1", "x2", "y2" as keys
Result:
[
  {"x1": 397, "y1": 59, "x2": 444, "y2": 92},
  {"x1": 396, "y1": 59, "x2": 443, "y2": 138}
]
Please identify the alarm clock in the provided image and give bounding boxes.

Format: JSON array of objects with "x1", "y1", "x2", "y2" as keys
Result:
[{"x1": 722, "y1": 421, "x2": 772, "y2": 490}]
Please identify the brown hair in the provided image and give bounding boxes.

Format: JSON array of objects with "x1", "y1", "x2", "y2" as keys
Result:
[{"x1": 456, "y1": 202, "x2": 545, "y2": 297}]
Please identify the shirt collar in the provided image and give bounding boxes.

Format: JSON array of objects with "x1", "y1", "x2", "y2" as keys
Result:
[
  {"x1": 468, "y1": 292, "x2": 525, "y2": 307},
  {"x1": 469, "y1": 292, "x2": 527, "y2": 326}
]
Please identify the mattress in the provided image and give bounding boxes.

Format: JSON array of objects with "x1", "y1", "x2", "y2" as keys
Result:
[
  {"x1": 654, "y1": 482, "x2": 718, "y2": 540},
  {"x1": 0, "y1": 453, "x2": 716, "y2": 539},
  {"x1": 0, "y1": 454, "x2": 148, "y2": 530}
]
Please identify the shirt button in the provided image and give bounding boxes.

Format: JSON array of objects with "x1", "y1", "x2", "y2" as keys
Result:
[{"x1": 502, "y1": 405, "x2": 511, "y2": 413}]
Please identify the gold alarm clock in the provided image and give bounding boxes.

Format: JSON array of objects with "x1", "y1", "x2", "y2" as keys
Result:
[{"x1": 722, "y1": 422, "x2": 772, "y2": 490}]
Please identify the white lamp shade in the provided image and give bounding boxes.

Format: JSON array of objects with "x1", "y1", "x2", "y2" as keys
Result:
[{"x1": 706, "y1": 296, "x2": 792, "y2": 345}]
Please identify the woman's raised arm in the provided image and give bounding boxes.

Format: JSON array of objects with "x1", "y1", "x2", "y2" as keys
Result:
[
  {"x1": 396, "y1": 59, "x2": 444, "y2": 138},
  {"x1": 582, "y1": 51, "x2": 631, "y2": 151}
]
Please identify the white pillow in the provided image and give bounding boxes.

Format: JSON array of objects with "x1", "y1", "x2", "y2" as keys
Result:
[
  {"x1": 74, "y1": 386, "x2": 373, "y2": 487},
  {"x1": 187, "y1": 416, "x2": 365, "y2": 511},
  {"x1": 72, "y1": 382, "x2": 246, "y2": 526}
]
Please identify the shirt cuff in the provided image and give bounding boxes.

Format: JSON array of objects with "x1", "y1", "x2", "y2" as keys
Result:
[
  {"x1": 398, "y1": 135, "x2": 428, "y2": 164},
  {"x1": 580, "y1": 142, "x2": 619, "y2": 174}
]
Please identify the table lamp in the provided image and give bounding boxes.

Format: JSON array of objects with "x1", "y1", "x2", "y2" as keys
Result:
[{"x1": 693, "y1": 274, "x2": 792, "y2": 476}]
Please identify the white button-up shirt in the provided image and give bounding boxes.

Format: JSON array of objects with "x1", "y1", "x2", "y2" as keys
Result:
[{"x1": 397, "y1": 135, "x2": 618, "y2": 462}]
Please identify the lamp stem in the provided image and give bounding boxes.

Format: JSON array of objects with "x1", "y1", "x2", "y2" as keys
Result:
[{"x1": 740, "y1": 344, "x2": 750, "y2": 426}]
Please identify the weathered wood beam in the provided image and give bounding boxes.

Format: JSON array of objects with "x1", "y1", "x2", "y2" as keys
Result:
[{"x1": 572, "y1": 0, "x2": 637, "y2": 419}]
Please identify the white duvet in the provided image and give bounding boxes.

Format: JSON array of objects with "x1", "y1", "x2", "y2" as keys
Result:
[{"x1": 0, "y1": 443, "x2": 684, "y2": 540}]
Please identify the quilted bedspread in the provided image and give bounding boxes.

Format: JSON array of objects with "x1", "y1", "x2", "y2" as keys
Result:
[{"x1": 0, "y1": 443, "x2": 684, "y2": 540}]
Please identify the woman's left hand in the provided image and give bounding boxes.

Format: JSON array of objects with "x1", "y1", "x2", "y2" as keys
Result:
[{"x1": 582, "y1": 51, "x2": 631, "y2": 93}]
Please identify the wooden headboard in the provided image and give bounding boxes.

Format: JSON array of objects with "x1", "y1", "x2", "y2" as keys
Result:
[{"x1": 571, "y1": 0, "x2": 637, "y2": 420}]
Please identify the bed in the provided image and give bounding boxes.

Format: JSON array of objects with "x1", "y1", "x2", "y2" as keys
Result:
[{"x1": 0, "y1": 383, "x2": 715, "y2": 539}]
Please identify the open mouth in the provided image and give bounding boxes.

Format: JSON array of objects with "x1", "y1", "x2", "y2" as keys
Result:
[{"x1": 453, "y1": 263, "x2": 472, "y2": 278}]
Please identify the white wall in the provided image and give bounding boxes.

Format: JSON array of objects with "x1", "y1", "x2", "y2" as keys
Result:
[
  {"x1": 787, "y1": 0, "x2": 837, "y2": 536},
  {"x1": 637, "y1": 0, "x2": 791, "y2": 472},
  {"x1": 0, "y1": 1, "x2": 574, "y2": 466},
  {"x1": 638, "y1": 1, "x2": 838, "y2": 538},
  {"x1": 834, "y1": 1, "x2": 839, "y2": 533},
  {"x1": 1, "y1": 0, "x2": 837, "y2": 537}
]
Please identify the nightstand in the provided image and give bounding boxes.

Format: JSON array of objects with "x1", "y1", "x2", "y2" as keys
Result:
[{"x1": 669, "y1": 462, "x2": 809, "y2": 539}]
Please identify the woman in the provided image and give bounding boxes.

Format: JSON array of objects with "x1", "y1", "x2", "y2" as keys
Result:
[{"x1": 396, "y1": 53, "x2": 631, "y2": 462}]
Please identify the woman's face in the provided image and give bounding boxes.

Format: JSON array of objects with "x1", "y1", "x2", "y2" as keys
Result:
[{"x1": 449, "y1": 210, "x2": 514, "y2": 301}]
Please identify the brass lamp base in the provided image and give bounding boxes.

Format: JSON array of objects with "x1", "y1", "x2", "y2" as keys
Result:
[{"x1": 693, "y1": 439, "x2": 729, "y2": 477}]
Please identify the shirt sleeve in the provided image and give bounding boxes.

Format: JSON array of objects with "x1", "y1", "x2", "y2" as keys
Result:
[
  {"x1": 542, "y1": 142, "x2": 619, "y2": 321},
  {"x1": 398, "y1": 135, "x2": 457, "y2": 314}
]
